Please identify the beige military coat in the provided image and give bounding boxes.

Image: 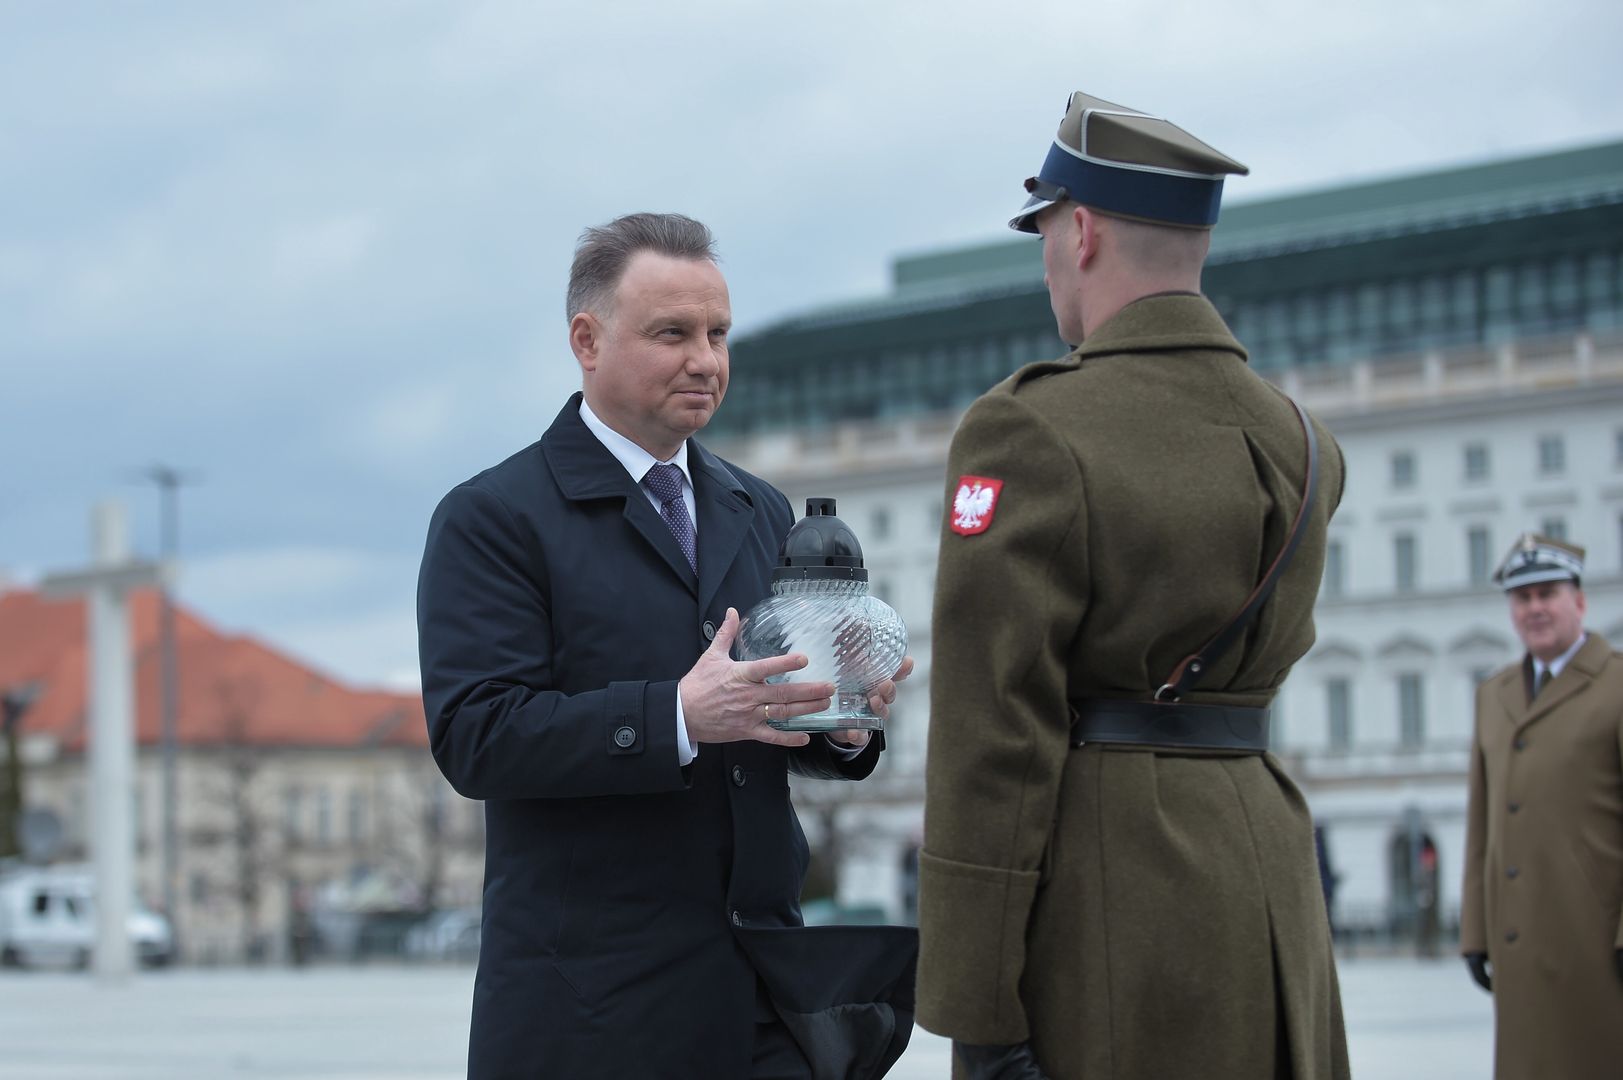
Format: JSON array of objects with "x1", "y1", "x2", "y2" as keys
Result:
[
  {"x1": 916, "y1": 294, "x2": 1350, "y2": 1080},
  {"x1": 1462, "y1": 632, "x2": 1623, "y2": 1080}
]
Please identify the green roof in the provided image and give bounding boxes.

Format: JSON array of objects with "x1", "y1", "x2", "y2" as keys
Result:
[
  {"x1": 759, "y1": 139, "x2": 1623, "y2": 335},
  {"x1": 1208, "y1": 139, "x2": 1623, "y2": 261}
]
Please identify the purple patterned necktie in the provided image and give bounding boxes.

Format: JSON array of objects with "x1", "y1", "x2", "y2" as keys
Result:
[{"x1": 643, "y1": 462, "x2": 697, "y2": 573}]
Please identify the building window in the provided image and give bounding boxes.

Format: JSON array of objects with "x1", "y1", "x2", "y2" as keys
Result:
[
  {"x1": 1542, "y1": 517, "x2": 1567, "y2": 542},
  {"x1": 1391, "y1": 451, "x2": 1416, "y2": 489},
  {"x1": 1398, "y1": 673, "x2": 1425, "y2": 748},
  {"x1": 348, "y1": 790, "x2": 367, "y2": 844},
  {"x1": 284, "y1": 786, "x2": 303, "y2": 843},
  {"x1": 1327, "y1": 679, "x2": 1352, "y2": 750},
  {"x1": 1614, "y1": 427, "x2": 1623, "y2": 466},
  {"x1": 429, "y1": 784, "x2": 447, "y2": 837},
  {"x1": 314, "y1": 788, "x2": 332, "y2": 846},
  {"x1": 1538, "y1": 435, "x2": 1565, "y2": 475},
  {"x1": 1394, "y1": 533, "x2": 1417, "y2": 592},
  {"x1": 1323, "y1": 540, "x2": 1345, "y2": 598},
  {"x1": 928, "y1": 500, "x2": 943, "y2": 535},
  {"x1": 1468, "y1": 527, "x2": 1492, "y2": 585},
  {"x1": 871, "y1": 508, "x2": 890, "y2": 541},
  {"x1": 1463, "y1": 442, "x2": 1489, "y2": 482}
]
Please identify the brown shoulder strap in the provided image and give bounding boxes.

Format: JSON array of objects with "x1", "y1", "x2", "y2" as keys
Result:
[{"x1": 1156, "y1": 394, "x2": 1319, "y2": 702}]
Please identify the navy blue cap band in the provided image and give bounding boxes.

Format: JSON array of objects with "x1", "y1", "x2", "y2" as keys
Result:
[{"x1": 1036, "y1": 141, "x2": 1226, "y2": 227}]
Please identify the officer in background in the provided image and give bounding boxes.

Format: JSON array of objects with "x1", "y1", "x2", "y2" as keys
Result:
[
  {"x1": 1461, "y1": 534, "x2": 1623, "y2": 1079},
  {"x1": 915, "y1": 92, "x2": 1351, "y2": 1079}
]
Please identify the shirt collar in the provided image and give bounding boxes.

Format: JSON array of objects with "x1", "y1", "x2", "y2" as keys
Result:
[
  {"x1": 578, "y1": 398, "x2": 692, "y2": 491},
  {"x1": 1536, "y1": 632, "x2": 1588, "y2": 680}
]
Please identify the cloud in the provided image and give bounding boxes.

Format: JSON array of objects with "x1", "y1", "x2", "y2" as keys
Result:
[
  {"x1": 2, "y1": 0, "x2": 1620, "y2": 683},
  {"x1": 182, "y1": 546, "x2": 411, "y2": 606},
  {"x1": 271, "y1": 213, "x2": 382, "y2": 288},
  {"x1": 177, "y1": 545, "x2": 421, "y2": 689},
  {"x1": 263, "y1": 606, "x2": 423, "y2": 693}
]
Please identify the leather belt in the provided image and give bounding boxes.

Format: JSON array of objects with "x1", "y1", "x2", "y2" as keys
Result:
[{"x1": 1069, "y1": 698, "x2": 1270, "y2": 753}]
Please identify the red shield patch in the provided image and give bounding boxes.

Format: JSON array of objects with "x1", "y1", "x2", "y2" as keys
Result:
[{"x1": 949, "y1": 475, "x2": 1003, "y2": 536}]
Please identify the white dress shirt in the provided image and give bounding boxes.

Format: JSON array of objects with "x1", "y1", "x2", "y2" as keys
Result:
[
  {"x1": 578, "y1": 398, "x2": 864, "y2": 764},
  {"x1": 1533, "y1": 632, "x2": 1588, "y2": 689},
  {"x1": 579, "y1": 399, "x2": 700, "y2": 765}
]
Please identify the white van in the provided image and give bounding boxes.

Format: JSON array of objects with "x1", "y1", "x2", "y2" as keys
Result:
[{"x1": 0, "y1": 864, "x2": 174, "y2": 970}]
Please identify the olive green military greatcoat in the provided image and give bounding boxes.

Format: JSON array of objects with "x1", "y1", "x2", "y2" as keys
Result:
[
  {"x1": 1461, "y1": 632, "x2": 1623, "y2": 1080},
  {"x1": 916, "y1": 294, "x2": 1350, "y2": 1080}
]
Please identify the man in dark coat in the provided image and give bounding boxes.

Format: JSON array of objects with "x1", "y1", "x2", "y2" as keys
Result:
[
  {"x1": 915, "y1": 93, "x2": 1350, "y2": 1079},
  {"x1": 418, "y1": 213, "x2": 915, "y2": 1080}
]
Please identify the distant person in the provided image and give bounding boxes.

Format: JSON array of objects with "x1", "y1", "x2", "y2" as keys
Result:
[
  {"x1": 1461, "y1": 533, "x2": 1623, "y2": 1079},
  {"x1": 417, "y1": 212, "x2": 915, "y2": 1079},
  {"x1": 1314, "y1": 824, "x2": 1339, "y2": 932},
  {"x1": 1414, "y1": 836, "x2": 1439, "y2": 959},
  {"x1": 915, "y1": 91, "x2": 1350, "y2": 1079}
]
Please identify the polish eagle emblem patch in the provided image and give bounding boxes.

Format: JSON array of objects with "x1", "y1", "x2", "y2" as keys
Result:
[{"x1": 950, "y1": 475, "x2": 1003, "y2": 536}]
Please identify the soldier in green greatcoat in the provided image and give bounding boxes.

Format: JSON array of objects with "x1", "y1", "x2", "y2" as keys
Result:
[
  {"x1": 1462, "y1": 534, "x2": 1623, "y2": 1080},
  {"x1": 915, "y1": 92, "x2": 1352, "y2": 1080}
]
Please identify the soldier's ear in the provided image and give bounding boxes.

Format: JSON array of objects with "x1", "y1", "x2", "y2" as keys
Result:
[{"x1": 1075, "y1": 205, "x2": 1098, "y2": 271}]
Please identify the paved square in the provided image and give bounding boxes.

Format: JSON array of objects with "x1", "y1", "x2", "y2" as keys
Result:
[{"x1": 0, "y1": 955, "x2": 1492, "y2": 1078}]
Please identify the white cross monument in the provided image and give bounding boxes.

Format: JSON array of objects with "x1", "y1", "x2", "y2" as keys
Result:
[{"x1": 42, "y1": 501, "x2": 161, "y2": 980}]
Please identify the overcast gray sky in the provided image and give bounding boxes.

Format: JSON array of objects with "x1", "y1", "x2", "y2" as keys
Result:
[{"x1": 4, "y1": 0, "x2": 1621, "y2": 689}]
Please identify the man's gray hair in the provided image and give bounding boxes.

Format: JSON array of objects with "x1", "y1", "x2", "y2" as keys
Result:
[{"x1": 566, "y1": 212, "x2": 718, "y2": 321}]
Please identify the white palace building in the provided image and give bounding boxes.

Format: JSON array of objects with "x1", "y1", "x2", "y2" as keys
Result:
[{"x1": 707, "y1": 139, "x2": 1623, "y2": 939}]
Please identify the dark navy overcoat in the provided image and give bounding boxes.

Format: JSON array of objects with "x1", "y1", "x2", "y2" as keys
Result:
[{"x1": 418, "y1": 395, "x2": 916, "y2": 1080}]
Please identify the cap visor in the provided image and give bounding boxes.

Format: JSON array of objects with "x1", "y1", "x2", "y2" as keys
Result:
[
  {"x1": 1008, "y1": 191, "x2": 1053, "y2": 233},
  {"x1": 1500, "y1": 567, "x2": 1580, "y2": 591}
]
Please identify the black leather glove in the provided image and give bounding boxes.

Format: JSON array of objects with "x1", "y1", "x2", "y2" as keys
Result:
[
  {"x1": 953, "y1": 1041, "x2": 1053, "y2": 1080},
  {"x1": 1465, "y1": 951, "x2": 1492, "y2": 993}
]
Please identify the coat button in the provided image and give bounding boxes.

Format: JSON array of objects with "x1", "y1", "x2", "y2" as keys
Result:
[
  {"x1": 1506, "y1": 866, "x2": 1520, "y2": 879},
  {"x1": 613, "y1": 725, "x2": 636, "y2": 748},
  {"x1": 703, "y1": 620, "x2": 717, "y2": 641},
  {"x1": 731, "y1": 910, "x2": 742, "y2": 927},
  {"x1": 731, "y1": 764, "x2": 746, "y2": 787},
  {"x1": 1508, "y1": 802, "x2": 1520, "y2": 813},
  {"x1": 1505, "y1": 929, "x2": 1519, "y2": 943},
  {"x1": 1513, "y1": 737, "x2": 1527, "y2": 751}
]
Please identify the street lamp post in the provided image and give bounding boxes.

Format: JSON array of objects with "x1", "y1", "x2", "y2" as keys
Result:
[{"x1": 142, "y1": 465, "x2": 194, "y2": 945}]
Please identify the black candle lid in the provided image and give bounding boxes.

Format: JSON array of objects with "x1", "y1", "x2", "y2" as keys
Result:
[{"x1": 773, "y1": 497, "x2": 868, "y2": 582}]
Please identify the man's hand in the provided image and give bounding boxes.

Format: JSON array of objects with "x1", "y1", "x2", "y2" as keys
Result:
[
  {"x1": 1464, "y1": 951, "x2": 1492, "y2": 993},
  {"x1": 952, "y1": 1042, "x2": 1052, "y2": 1080},
  {"x1": 829, "y1": 655, "x2": 916, "y2": 750},
  {"x1": 679, "y1": 608, "x2": 831, "y2": 748}
]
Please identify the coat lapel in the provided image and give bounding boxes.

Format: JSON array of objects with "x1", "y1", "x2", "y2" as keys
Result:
[
  {"x1": 1500, "y1": 655, "x2": 1535, "y2": 720},
  {"x1": 624, "y1": 493, "x2": 700, "y2": 595},
  {"x1": 541, "y1": 394, "x2": 698, "y2": 596},
  {"x1": 1515, "y1": 633, "x2": 1610, "y2": 732},
  {"x1": 690, "y1": 439, "x2": 756, "y2": 616}
]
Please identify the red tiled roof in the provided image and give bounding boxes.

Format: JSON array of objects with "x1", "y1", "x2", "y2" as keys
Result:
[{"x1": 0, "y1": 588, "x2": 424, "y2": 751}]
